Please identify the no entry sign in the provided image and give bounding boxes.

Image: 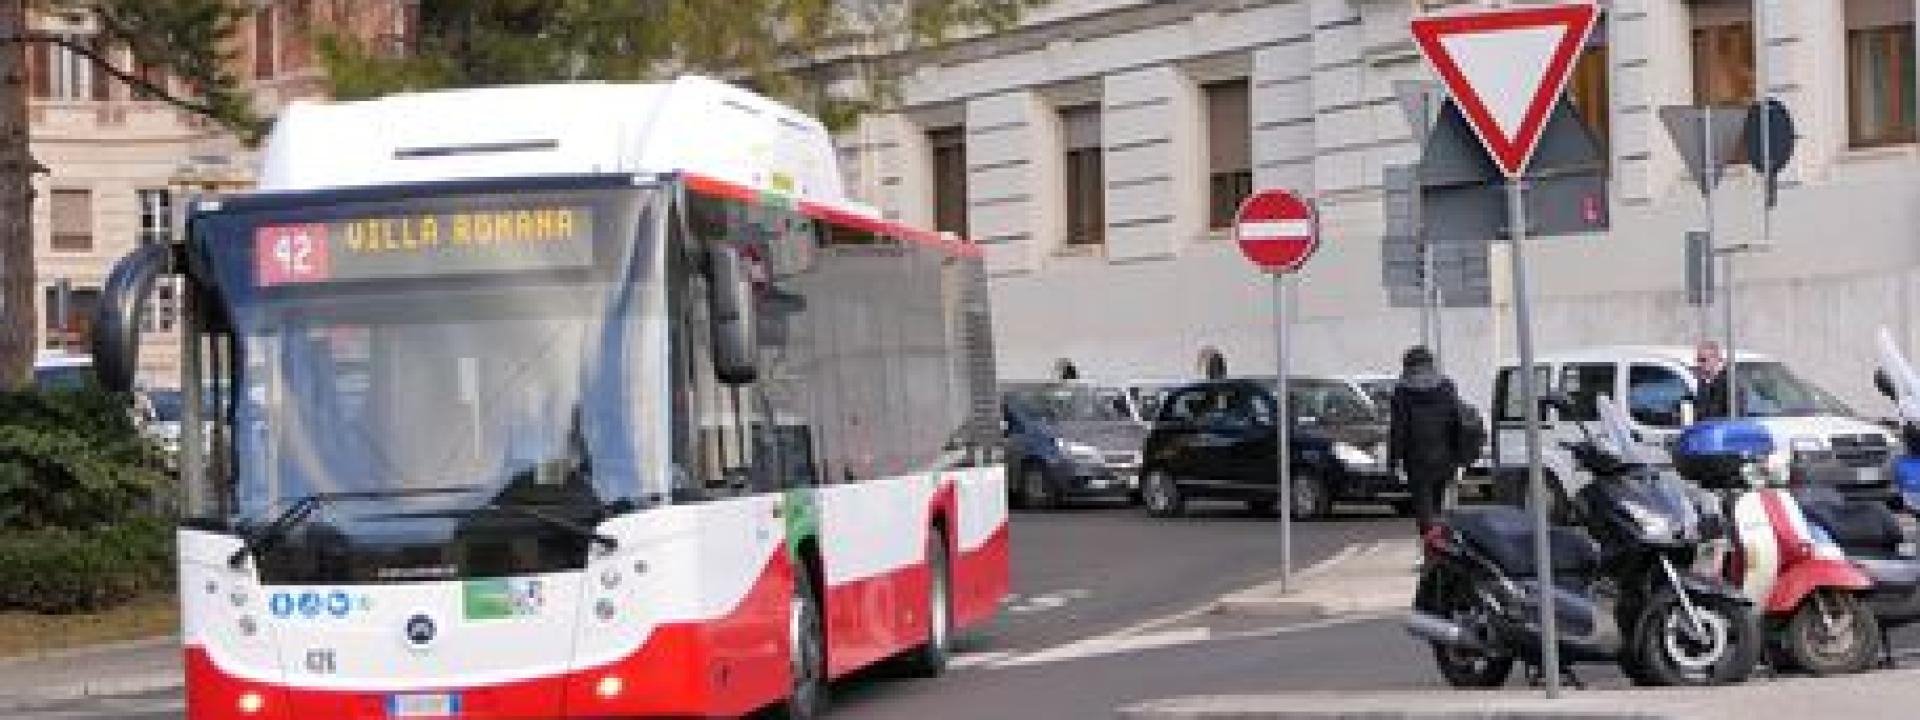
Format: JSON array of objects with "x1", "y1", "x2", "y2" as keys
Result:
[{"x1": 1234, "y1": 189, "x2": 1318, "y2": 275}]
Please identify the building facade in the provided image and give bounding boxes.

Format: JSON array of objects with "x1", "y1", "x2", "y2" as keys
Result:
[
  {"x1": 26, "y1": 1, "x2": 411, "y2": 387},
  {"x1": 837, "y1": 0, "x2": 1920, "y2": 410}
]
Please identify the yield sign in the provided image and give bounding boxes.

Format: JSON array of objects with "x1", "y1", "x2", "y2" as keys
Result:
[{"x1": 1410, "y1": 4, "x2": 1599, "y2": 179}]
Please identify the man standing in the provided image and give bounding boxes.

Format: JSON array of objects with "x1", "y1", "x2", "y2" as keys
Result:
[
  {"x1": 1389, "y1": 346, "x2": 1466, "y2": 535},
  {"x1": 1694, "y1": 340, "x2": 1730, "y2": 419}
]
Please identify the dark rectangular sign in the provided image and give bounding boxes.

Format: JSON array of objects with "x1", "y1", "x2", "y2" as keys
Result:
[{"x1": 254, "y1": 204, "x2": 596, "y2": 286}]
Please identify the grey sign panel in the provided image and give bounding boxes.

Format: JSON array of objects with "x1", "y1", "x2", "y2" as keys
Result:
[
  {"x1": 1382, "y1": 164, "x2": 1420, "y2": 240},
  {"x1": 1416, "y1": 98, "x2": 1608, "y2": 242},
  {"x1": 1659, "y1": 105, "x2": 1747, "y2": 196}
]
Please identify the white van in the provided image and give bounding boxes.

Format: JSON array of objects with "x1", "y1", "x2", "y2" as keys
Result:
[{"x1": 1489, "y1": 346, "x2": 1896, "y2": 505}]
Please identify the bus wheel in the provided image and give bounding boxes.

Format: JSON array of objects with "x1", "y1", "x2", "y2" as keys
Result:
[
  {"x1": 782, "y1": 565, "x2": 828, "y2": 719},
  {"x1": 901, "y1": 531, "x2": 953, "y2": 677}
]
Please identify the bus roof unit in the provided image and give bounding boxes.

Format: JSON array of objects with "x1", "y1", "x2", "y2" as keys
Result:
[{"x1": 259, "y1": 76, "x2": 846, "y2": 206}]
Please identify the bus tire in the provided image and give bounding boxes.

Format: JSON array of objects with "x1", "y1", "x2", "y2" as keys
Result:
[
  {"x1": 781, "y1": 560, "x2": 829, "y2": 719},
  {"x1": 901, "y1": 529, "x2": 953, "y2": 678}
]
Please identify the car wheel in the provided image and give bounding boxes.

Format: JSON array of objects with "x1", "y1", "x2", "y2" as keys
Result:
[
  {"x1": 1142, "y1": 470, "x2": 1186, "y2": 518},
  {"x1": 1019, "y1": 465, "x2": 1059, "y2": 511},
  {"x1": 1288, "y1": 470, "x2": 1331, "y2": 521}
]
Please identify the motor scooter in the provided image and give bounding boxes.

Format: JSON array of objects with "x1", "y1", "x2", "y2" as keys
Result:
[
  {"x1": 1676, "y1": 419, "x2": 1881, "y2": 676},
  {"x1": 1779, "y1": 329, "x2": 1920, "y2": 668},
  {"x1": 1409, "y1": 395, "x2": 1759, "y2": 688}
]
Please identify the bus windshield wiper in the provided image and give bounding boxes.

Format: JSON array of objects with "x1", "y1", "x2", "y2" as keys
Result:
[
  {"x1": 227, "y1": 485, "x2": 486, "y2": 569},
  {"x1": 478, "y1": 503, "x2": 619, "y2": 552}
]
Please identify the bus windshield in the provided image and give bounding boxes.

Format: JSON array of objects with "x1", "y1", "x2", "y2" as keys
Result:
[{"x1": 191, "y1": 183, "x2": 668, "y2": 581}]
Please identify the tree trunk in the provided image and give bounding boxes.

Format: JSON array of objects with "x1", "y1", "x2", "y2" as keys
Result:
[{"x1": 0, "y1": 0, "x2": 35, "y2": 389}]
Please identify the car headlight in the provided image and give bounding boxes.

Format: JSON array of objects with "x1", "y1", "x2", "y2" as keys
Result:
[
  {"x1": 1332, "y1": 442, "x2": 1377, "y2": 468},
  {"x1": 1790, "y1": 436, "x2": 1826, "y2": 452},
  {"x1": 1059, "y1": 440, "x2": 1103, "y2": 463}
]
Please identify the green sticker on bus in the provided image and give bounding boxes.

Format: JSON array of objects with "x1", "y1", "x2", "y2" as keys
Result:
[{"x1": 463, "y1": 578, "x2": 546, "y2": 621}]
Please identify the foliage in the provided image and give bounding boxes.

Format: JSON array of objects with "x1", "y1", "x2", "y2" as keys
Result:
[
  {"x1": 0, "y1": 388, "x2": 170, "y2": 533},
  {"x1": 0, "y1": 514, "x2": 172, "y2": 613},
  {"x1": 39, "y1": 0, "x2": 261, "y2": 138},
  {"x1": 317, "y1": 0, "x2": 1050, "y2": 127}
]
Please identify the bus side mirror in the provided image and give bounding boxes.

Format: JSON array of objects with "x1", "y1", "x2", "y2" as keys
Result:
[
  {"x1": 1876, "y1": 369, "x2": 1898, "y2": 401},
  {"x1": 92, "y1": 243, "x2": 171, "y2": 394},
  {"x1": 708, "y1": 244, "x2": 759, "y2": 385}
]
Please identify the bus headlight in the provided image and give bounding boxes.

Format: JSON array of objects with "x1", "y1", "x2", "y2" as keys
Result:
[
  {"x1": 238, "y1": 691, "x2": 266, "y2": 715},
  {"x1": 597, "y1": 675, "x2": 625, "y2": 698}
]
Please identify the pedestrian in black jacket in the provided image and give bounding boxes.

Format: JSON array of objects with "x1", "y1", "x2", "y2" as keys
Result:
[{"x1": 1389, "y1": 346, "x2": 1464, "y2": 536}]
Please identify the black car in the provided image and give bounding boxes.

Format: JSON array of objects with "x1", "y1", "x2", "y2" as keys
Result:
[
  {"x1": 1139, "y1": 378, "x2": 1409, "y2": 519},
  {"x1": 1003, "y1": 382, "x2": 1146, "y2": 510}
]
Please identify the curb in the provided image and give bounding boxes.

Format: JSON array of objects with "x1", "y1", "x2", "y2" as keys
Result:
[
  {"x1": 1208, "y1": 541, "x2": 1415, "y2": 618},
  {"x1": 0, "y1": 672, "x2": 183, "y2": 712}
]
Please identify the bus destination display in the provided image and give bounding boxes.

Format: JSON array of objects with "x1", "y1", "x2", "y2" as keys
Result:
[{"x1": 255, "y1": 205, "x2": 595, "y2": 286}]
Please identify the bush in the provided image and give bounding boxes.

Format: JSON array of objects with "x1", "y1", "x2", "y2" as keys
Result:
[
  {"x1": 0, "y1": 388, "x2": 171, "y2": 533},
  {"x1": 0, "y1": 515, "x2": 173, "y2": 613}
]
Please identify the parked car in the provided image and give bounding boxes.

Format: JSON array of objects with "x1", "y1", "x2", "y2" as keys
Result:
[
  {"x1": 1490, "y1": 346, "x2": 1898, "y2": 506},
  {"x1": 137, "y1": 387, "x2": 185, "y2": 460},
  {"x1": 1139, "y1": 378, "x2": 1410, "y2": 520},
  {"x1": 1002, "y1": 381, "x2": 1147, "y2": 509},
  {"x1": 32, "y1": 353, "x2": 93, "y2": 390}
]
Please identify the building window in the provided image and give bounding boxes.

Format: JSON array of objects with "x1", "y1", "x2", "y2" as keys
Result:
[
  {"x1": 1692, "y1": 20, "x2": 1755, "y2": 106},
  {"x1": 254, "y1": 7, "x2": 278, "y2": 79},
  {"x1": 49, "y1": 189, "x2": 92, "y2": 252},
  {"x1": 1060, "y1": 105, "x2": 1104, "y2": 248},
  {"x1": 1205, "y1": 79, "x2": 1253, "y2": 230},
  {"x1": 927, "y1": 126, "x2": 968, "y2": 239},
  {"x1": 1848, "y1": 5, "x2": 1917, "y2": 147},
  {"x1": 137, "y1": 189, "x2": 172, "y2": 244},
  {"x1": 44, "y1": 286, "x2": 100, "y2": 353},
  {"x1": 141, "y1": 280, "x2": 178, "y2": 333},
  {"x1": 1568, "y1": 45, "x2": 1610, "y2": 151},
  {"x1": 34, "y1": 34, "x2": 96, "y2": 100}
]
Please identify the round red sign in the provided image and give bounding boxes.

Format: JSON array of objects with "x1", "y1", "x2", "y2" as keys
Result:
[{"x1": 1233, "y1": 189, "x2": 1318, "y2": 274}]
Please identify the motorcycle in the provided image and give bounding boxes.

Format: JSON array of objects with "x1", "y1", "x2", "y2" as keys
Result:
[
  {"x1": 1409, "y1": 394, "x2": 1760, "y2": 688},
  {"x1": 1676, "y1": 420, "x2": 1882, "y2": 676}
]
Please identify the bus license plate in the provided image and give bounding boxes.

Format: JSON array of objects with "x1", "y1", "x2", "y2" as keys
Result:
[
  {"x1": 1858, "y1": 467, "x2": 1882, "y2": 484},
  {"x1": 388, "y1": 693, "x2": 459, "y2": 717}
]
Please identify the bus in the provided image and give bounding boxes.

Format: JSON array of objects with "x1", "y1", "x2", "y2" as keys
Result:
[{"x1": 92, "y1": 76, "x2": 1008, "y2": 720}]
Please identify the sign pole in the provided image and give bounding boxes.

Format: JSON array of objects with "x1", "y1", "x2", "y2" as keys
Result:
[
  {"x1": 1275, "y1": 272, "x2": 1293, "y2": 594},
  {"x1": 1701, "y1": 106, "x2": 1718, "y2": 339},
  {"x1": 1507, "y1": 176, "x2": 1560, "y2": 698}
]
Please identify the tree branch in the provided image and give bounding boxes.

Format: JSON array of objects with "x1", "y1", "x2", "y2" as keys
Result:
[{"x1": 0, "y1": 31, "x2": 265, "y2": 138}]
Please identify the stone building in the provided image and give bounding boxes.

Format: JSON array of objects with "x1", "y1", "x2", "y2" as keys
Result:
[{"x1": 835, "y1": 0, "x2": 1920, "y2": 409}]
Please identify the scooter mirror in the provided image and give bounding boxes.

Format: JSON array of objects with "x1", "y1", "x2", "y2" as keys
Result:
[{"x1": 1876, "y1": 369, "x2": 1898, "y2": 401}]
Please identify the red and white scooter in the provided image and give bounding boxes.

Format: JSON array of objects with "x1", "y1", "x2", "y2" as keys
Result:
[{"x1": 1683, "y1": 419, "x2": 1881, "y2": 675}]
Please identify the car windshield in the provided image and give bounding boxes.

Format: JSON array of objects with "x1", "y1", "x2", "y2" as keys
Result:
[
  {"x1": 1007, "y1": 384, "x2": 1132, "y2": 423},
  {"x1": 190, "y1": 183, "x2": 668, "y2": 581},
  {"x1": 1287, "y1": 379, "x2": 1382, "y2": 423},
  {"x1": 1357, "y1": 379, "x2": 1395, "y2": 413},
  {"x1": 1736, "y1": 361, "x2": 1853, "y2": 417}
]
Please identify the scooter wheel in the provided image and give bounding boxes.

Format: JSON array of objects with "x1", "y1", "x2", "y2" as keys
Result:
[
  {"x1": 1421, "y1": 570, "x2": 1513, "y2": 688},
  {"x1": 1778, "y1": 589, "x2": 1879, "y2": 676},
  {"x1": 1633, "y1": 591, "x2": 1760, "y2": 686}
]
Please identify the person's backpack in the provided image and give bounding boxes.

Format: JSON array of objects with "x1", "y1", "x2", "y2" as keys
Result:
[{"x1": 1453, "y1": 401, "x2": 1488, "y2": 466}]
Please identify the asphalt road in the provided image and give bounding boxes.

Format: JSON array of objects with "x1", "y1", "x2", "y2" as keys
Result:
[{"x1": 38, "y1": 498, "x2": 1405, "y2": 719}]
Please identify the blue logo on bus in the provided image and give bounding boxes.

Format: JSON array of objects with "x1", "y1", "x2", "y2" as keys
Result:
[
  {"x1": 269, "y1": 592, "x2": 295, "y2": 619},
  {"x1": 297, "y1": 591, "x2": 323, "y2": 618},
  {"x1": 326, "y1": 591, "x2": 352, "y2": 618}
]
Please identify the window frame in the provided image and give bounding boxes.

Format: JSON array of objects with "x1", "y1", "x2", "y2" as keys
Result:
[
  {"x1": 1203, "y1": 78, "x2": 1253, "y2": 230},
  {"x1": 1847, "y1": 21, "x2": 1918, "y2": 148}
]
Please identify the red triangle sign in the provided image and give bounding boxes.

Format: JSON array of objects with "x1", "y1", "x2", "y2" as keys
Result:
[{"x1": 1411, "y1": 4, "x2": 1598, "y2": 179}]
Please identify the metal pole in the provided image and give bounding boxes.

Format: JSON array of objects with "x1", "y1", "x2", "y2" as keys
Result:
[
  {"x1": 1421, "y1": 242, "x2": 1437, "y2": 350},
  {"x1": 1275, "y1": 273, "x2": 1294, "y2": 594},
  {"x1": 1507, "y1": 176, "x2": 1560, "y2": 698},
  {"x1": 1701, "y1": 106, "x2": 1718, "y2": 340}
]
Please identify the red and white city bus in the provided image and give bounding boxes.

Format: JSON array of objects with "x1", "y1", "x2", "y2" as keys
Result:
[{"x1": 92, "y1": 76, "x2": 1008, "y2": 719}]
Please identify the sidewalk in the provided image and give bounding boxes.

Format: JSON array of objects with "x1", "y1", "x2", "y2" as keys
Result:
[
  {"x1": 1118, "y1": 667, "x2": 1920, "y2": 719},
  {"x1": 0, "y1": 635, "x2": 181, "y2": 711},
  {"x1": 1211, "y1": 538, "x2": 1419, "y2": 618}
]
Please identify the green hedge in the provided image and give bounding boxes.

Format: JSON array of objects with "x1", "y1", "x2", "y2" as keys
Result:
[
  {"x1": 0, "y1": 388, "x2": 170, "y2": 533},
  {"x1": 0, "y1": 388, "x2": 175, "y2": 613},
  {"x1": 0, "y1": 515, "x2": 173, "y2": 613}
]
